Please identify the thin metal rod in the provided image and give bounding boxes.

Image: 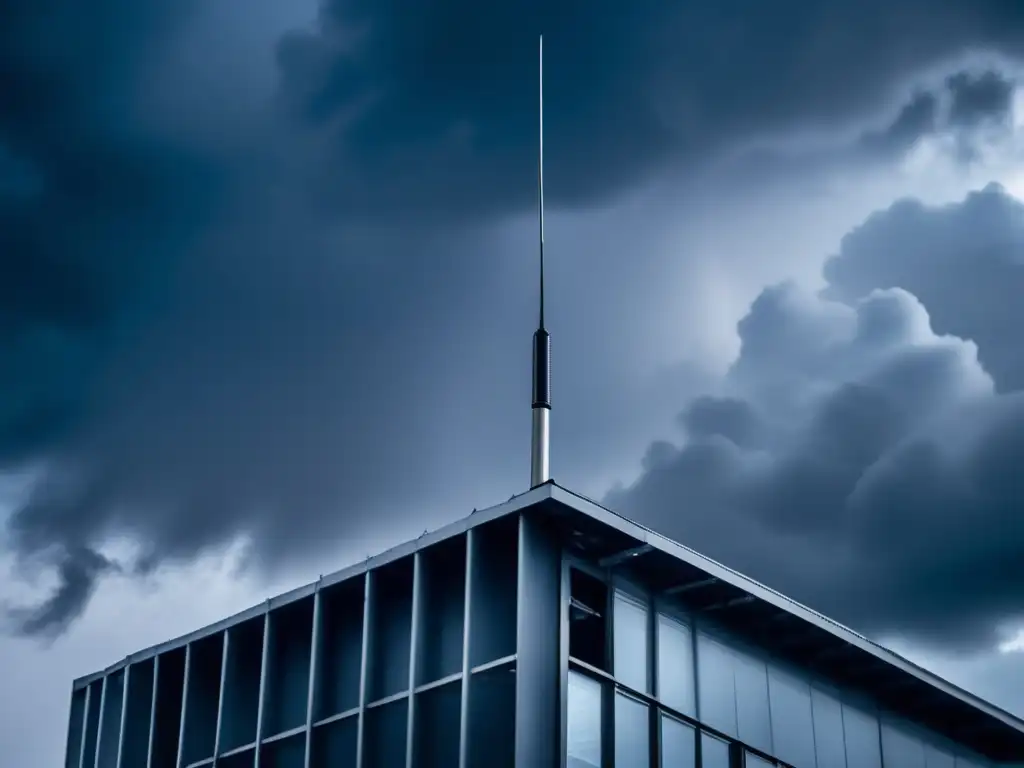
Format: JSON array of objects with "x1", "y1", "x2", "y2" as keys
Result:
[
  {"x1": 115, "y1": 666, "x2": 131, "y2": 768},
  {"x1": 93, "y1": 675, "x2": 108, "y2": 768},
  {"x1": 253, "y1": 611, "x2": 271, "y2": 766},
  {"x1": 538, "y1": 34, "x2": 545, "y2": 332},
  {"x1": 213, "y1": 632, "x2": 230, "y2": 759},
  {"x1": 175, "y1": 646, "x2": 191, "y2": 768},
  {"x1": 145, "y1": 658, "x2": 159, "y2": 768},
  {"x1": 303, "y1": 584, "x2": 323, "y2": 768},
  {"x1": 78, "y1": 684, "x2": 93, "y2": 768}
]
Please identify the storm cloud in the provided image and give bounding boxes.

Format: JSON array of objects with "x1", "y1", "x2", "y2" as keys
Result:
[
  {"x1": 3, "y1": 0, "x2": 1024, "y2": 639},
  {"x1": 609, "y1": 188, "x2": 1024, "y2": 651}
]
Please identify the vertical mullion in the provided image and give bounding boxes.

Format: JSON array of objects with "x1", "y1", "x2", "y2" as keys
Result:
[
  {"x1": 604, "y1": 583, "x2": 616, "y2": 768},
  {"x1": 355, "y1": 572, "x2": 373, "y2": 768},
  {"x1": 145, "y1": 657, "x2": 159, "y2": 768},
  {"x1": 691, "y1": 616, "x2": 702, "y2": 723},
  {"x1": 253, "y1": 610, "x2": 271, "y2": 767},
  {"x1": 94, "y1": 675, "x2": 108, "y2": 768},
  {"x1": 212, "y1": 632, "x2": 229, "y2": 759},
  {"x1": 303, "y1": 583, "x2": 323, "y2": 768},
  {"x1": 513, "y1": 514, "x2": 526, "y2": 759},
  {"x1": 649, "y1": 598, "x2": 658, "y2": 699},
  {"x1": 558, "y1": 553, "x2": 570, "y2": 768},
  {"x1": 176, "y1": 645, "x2": 191, "y2": 768},
  {"x1": 405, "y1": 553, "x2": 424, "y2": 768},
  {"x1": 77, "y1": 684, "x2": 92, "y2": 768},
  {"x1": 649, "y1": 596, "x2": 659, "y2": 768},
  {"x1": 115, "y1": 665, "x2": 131, "y2": 768},
  {"x1": 457, "y1": 530, "x2": 474, "y2": 768}
]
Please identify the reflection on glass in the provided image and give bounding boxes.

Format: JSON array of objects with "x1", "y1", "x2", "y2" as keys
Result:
[
  {"x1": 734, "y1": 651, "x2": 771, "y2": 753},
  {"x1": 615, "y1": 692, "x2": 650, "y2": 768},
  {"x1": 696, "y1": 634, "x2": 737, "y2": 737},
  {"x1": 701, "y1": 733, "x2": 731, "y2": 768},
  {"x1": 657, "y1": 614, "x2": 695, "y2": 716},
  {"x1": 746, "y1": 752, "x2": 774, "y2": 768},
  {"x1": 881, "y1": 722, "x2": 926, "y2": 768},
  {"x1": 843, "y1": 704, "x2": 882, "y2": 768},
  {"x1": 567, "y1": 672, "x2": 602, "y2": 768},
  {"x1": 811, "y1": 688, "x2": 847, "y2": 768},
  {"x1": 768, "y1": 668, "x2": 815, "y2": 767},
  {"x1": 614, "y1": 593, "x2": 649, "y2": 692},
  {"x1": 660, "y1": 715, "x2": 695, "y2": 768}
]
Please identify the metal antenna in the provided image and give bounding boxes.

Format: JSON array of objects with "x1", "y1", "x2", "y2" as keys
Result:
[{"x1": 530, "y1": 34, "x2": 551, "y2": 488}]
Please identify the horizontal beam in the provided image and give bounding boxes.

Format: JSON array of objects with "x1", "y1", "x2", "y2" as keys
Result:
[{"x1": 664, "y1": 577, "x2": 718, "y2": 595}]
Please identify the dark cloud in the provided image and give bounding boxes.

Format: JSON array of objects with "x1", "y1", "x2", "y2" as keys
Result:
[
  {"x1": 824, "y1": 182, "x2": 1024, "y2": 389},
  {"x1": 280, "y1": 0, "x2": 1024, "y2": 215},
  {"x1": 3, "y1": 546, "x2": 116, "y2": 641},
  {"x1": 859, "y1": 69, "x2": 1017, "y2": 158},
  {"x1": 3, "y1": 0, "x2": 1024, "y2": 639},
  {"x1": 609, "y1": 189, "x2": 1024, "y2": 651}
]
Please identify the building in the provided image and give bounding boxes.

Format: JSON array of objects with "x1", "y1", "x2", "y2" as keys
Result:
[{"x1": 65, "y1": 481, "x2": 1024, "y2": 768}]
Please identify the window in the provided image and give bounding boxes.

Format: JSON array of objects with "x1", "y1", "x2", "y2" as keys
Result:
[
  {"x1": 657, "y1": 614, "x2": 695, "y2": 716},
  {"x1": 746, "y1": 752, "x2": 774, "y2": 768},
  {"x1": 614, "y1": 592, "x2": 650, "y2": 693},
  {"x1": 660, "y1": 715, "x2": 695, "y2": 768},
  {"x1": 701, "y1": 733, "x2": 731, "y2": 768},
  {"x1": 767, "y1": 668, "x2": 815, "y2": 768},
  {"x1": 570, "y1": 570, "x2": 608, "y2": 671},
  {"x1": 696, "y1": 634, "x2": 737, "y2": 737},
  {"x1": 733, "y1": 651, "x2": 771, "y2": 753},
  {"x1": 843, "y1": 704, "x2": 882, "y2": 768},
  {"x1": 567, "y1": 672, "x2": 602, "y2": 768},
  {"x1": 615, "y1": 692, "x2": 650, "y2": 768},
  {"x1": 811, "y1": 688, "x2": 846, "y2": 768}
]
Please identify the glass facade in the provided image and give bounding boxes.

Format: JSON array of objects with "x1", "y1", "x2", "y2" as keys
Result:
[{"x1": 569, "y1": 567, "x2": 999, "y2": 768}]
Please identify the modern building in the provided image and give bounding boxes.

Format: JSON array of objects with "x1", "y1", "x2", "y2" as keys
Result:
[{"x1": 66, "y1": 481, "x2": 1024, "y2": 768}]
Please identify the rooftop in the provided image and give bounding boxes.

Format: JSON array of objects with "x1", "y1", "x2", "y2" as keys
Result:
[{"x1": 73, "y1": 481, "x2": 1024, "y2": 762}]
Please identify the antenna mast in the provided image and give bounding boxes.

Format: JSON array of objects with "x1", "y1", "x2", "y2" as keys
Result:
[{"x1": 530, "y1": 34, "x2": 551, "y2": 488}]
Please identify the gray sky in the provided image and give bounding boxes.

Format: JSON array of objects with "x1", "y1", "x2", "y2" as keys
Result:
[{"x1": 3, "y1": 0, "x2": 1024, "y2": 765}]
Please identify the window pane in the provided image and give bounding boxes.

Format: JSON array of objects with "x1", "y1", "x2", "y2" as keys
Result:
[
  {"x1": 843, "y1": 704, "x2": 882, "y2": 768},
  {"x1": 614, "y1": 592, "x2": 649, "y2": 692},
  {"x1": 660, "y1": 715, "x2": 695, "y2": 768},
  {"x1": 881, "y1": 722, "x2": 926, "y2": 768},
  {"x1": 811, "y1": 688, "x2": 846, "y2": 768},
  {"x1": 615, "y1": 692, "x2": 650, "y2": 768},
  {"x1": 747, "y1": 753, "x2": 774, "y2": 768},
  {"x1": 696, "y1": 634, "x2": 737, "y2": 737},
  {"x1": 701, "y1": 733, "x2": 730, "y2": 768},
  {"x1": 657, "y1": 614, "x2": 695, "y2": 716},
  {"x1": 768, "y1": 668, "x2": 815, "y2": 768},
  {"x1": 567, "y1": 672, "x2": 602, "y2": 768},
  {"x1": 734, "y1": 651, "x2": 771, "y2": 753}
]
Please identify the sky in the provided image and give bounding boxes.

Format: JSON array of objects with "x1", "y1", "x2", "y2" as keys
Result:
[{"x1": 2, "y1": 0, "x2": 1024, "y2": 764}]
